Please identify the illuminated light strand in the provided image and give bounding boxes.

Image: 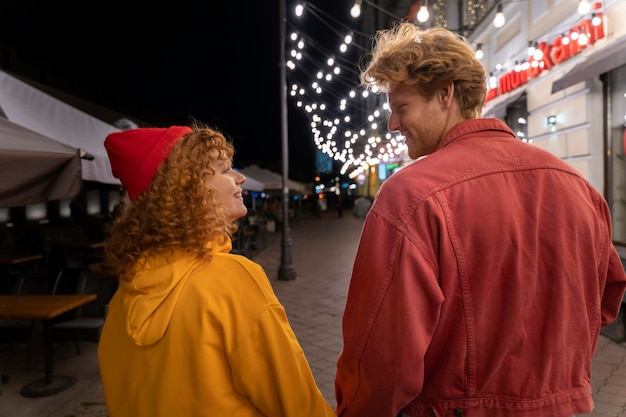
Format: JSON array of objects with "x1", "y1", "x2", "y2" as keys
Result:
[{"x1": 290, "y1": 2, "x2": 404, "y2": 176}]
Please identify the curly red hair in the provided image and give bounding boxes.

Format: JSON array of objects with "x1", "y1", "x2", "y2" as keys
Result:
[{"x1": 105, "y1": 123, "x2": 239, "y2": 279}]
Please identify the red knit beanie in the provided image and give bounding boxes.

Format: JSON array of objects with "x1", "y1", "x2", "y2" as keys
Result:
[{"x1": 104, "y1": 126, "x2": 192, "y2": 201}]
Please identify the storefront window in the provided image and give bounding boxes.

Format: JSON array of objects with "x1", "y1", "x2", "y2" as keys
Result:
[
  {"x1": 504, "y1": 99, "x2": 529, "y2": 143},
  {"x1": 607, "y1": 64, "x2": 626, "y2": 244}
]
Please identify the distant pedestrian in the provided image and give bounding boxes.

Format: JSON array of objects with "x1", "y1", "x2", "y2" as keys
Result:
[
  {"x1": 99, "y1": 123, "x2": 335, "y2": 417},
  {"x1": 311, "y1": 191, "x2": 321, "y2": 218},
  {"x1": 335, "y1": 23, "x2": 626, "y2": 417},
  {"x1": 352, "y1": 196, "x2": 371, "y2": 219},
  {"x1": 336, "y1": 194, "x2": 343, "y2": 218}
]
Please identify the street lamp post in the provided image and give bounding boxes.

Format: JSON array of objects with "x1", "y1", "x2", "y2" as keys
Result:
[{"x1": 278, "y1": 0, "x2": 296, "y2": 281}]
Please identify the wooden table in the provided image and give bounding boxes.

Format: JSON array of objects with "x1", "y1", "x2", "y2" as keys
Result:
[
  {"x1": 0, "y1": 294, "x2": 97, "y2": 397},
  {"x1": 65, "y1": 241, "x2": 105, "y2": 250},
  {"x1": 0, "y1": 253, "x2": 44, "y2": 266}
]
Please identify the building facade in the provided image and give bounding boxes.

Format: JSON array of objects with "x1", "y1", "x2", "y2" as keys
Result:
[{"x1": 475, "y1": 0, "x2": 626, "y2": 245}]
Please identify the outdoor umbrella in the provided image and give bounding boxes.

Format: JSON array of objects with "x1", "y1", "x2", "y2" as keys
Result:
[{"x1": 0, "y1": 117, "x2": 82, "y2": 208}]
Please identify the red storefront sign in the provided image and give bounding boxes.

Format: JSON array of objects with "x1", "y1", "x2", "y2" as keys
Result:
[{"x1": 485, "y1": 14, "x2": 605, "y2": 105}]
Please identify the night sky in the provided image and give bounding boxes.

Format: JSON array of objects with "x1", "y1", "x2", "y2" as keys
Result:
[{"x1": 0, "y1": 0, "x2": 354, "y2": 182}]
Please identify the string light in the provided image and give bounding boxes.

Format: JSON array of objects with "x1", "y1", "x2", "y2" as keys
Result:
[
  {"x1": 475, "y1": 44, "x2": 484, "y2": 60},
  {"x1": 578, "y1": 27, "x2": 589, "y2": 46},
  {"x1": 488, "y1": 72, "x2": 497, "y2": 89},
  {"x1": 532, "y1": 43, "x2": 543, "y2": 60},
  {"x1": 578, "y1": 0, "x2": 591, "y2": 14},
  {"x1": 416, "y1": 0, "x2": 429, "y2": 23},
  {"x1": 493, "y1": 4, "x2": 505, "y2": 28},
  {"x1": 295, "y1": 4, "x2": 304, "y2": 17},
  {"x1": 291, "y1": 1, "x2": 607, "y2": 177},
  {"x1": 350, "y1": 0, "x2": 362, "y2": 18},
  {"x1": 288, "y1": 2, "x2": 406, "y2": 176},
  {"x1": 591, "y1": 13, "x2": 602, "y2": 26}
]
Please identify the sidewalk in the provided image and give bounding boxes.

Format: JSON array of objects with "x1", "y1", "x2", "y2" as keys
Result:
[
  {"x1": 253, "y1": 211, "x2": 362, "y2": 402},
  {"x1": 0, "y1": 210, "x2": 625, "y2": 416}
]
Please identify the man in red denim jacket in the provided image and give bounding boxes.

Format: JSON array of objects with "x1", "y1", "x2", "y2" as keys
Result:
[{"x1": 335, "y1": 23, "x2": 626, "y2": 417}]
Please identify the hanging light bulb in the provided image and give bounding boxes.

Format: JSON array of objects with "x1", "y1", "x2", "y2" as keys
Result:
[
  {"x1": 294, "y1": 3, "x2": 304, "y2": 17},
  {"x1": 532, "y1": 43, "x2": 543, "y2": 61},
  {"x1": 578, "y1": 0, "x2": 591, "y2": 14},
  {"x1": 475, "y1": 44, "x2": 484, "y2": 60},
  {"x1": 493, "y1": 4, "x2": 505, "y2": 28},
  {"x1": 578, "y1": 27, "x2": 589, "y2": 46},
  {"x1": 561, "y1": 32, "x2": 570, "y2": 45},
  {"x1": 527, "y1": 41, "x2": 535, "y2": 56},
  {"x1": 489, "y1": 73, "x2": 497, "y2": 89},
  {"x1": 592, "y1": 13, "x2": 602, "y2": 26},
  {"x1": 417, "y1": 0, "x2": 429, "y2": 23},
  {"x1": 350, "y1": 0, "x2": 362, "y2": 18}
]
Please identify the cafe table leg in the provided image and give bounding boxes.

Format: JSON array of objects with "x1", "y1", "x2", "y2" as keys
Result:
[
  {"x1": 0, "y1": 366, "x2": 5, "y2": 397},
  {"x1": 19, "y1": 320, "x2": 76, "y2": 398},
  {"x1": 0, "y1": 368, "x2": 9, "y2": 397},
  {"x1": 0, "y1": 265, "x2": 11, "y2": 294}
]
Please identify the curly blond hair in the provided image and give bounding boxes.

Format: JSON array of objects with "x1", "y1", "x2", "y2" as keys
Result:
[
  {"x1": 105, "y1": 123, "x2": 239, "y2": 279},
  {"x1": 360, "y1": 23, "x2": 487, "y2": 119}
]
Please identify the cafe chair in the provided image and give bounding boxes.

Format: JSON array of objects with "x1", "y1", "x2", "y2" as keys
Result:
[
  {"x1": 52, "y1": 270, "x2": 118, "y2": 356},
  {"x1": 250, "y1": 222, "x2": 268, "y2": 252},
  {"x1": 21, "y1": 240, "x2": 69, "y2": 279},
  {"x1": 13, "y1": 270, "x2": 62, "y2": 295},
  {"x1": 231, "y1": 225, "x2": 257, "y2": 257},
  {"x1": 0, "y1": 270, "x2": 62, "y2": 371},
  {"x1": 40, "y1": 241, "x2": 68, "y2": 276}
]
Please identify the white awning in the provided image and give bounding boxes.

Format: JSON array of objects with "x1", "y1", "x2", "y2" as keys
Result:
[
  {"x1": 0, "y1": 69, "x2": 121, "y2": 185},
  {"x1": 238, "y1": 165, "x2": 307, "y2": 193},
  {"x1": 0, "y1": 117, "x2": 82, "y2": 207},
  {"x1": 235, "y1": 169, "x2": 264, "y2": 192}
]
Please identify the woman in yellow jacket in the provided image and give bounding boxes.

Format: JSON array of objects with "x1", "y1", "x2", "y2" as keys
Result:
[{"x1": 99, "y1": 124, "x2": 335, "y2": 417}]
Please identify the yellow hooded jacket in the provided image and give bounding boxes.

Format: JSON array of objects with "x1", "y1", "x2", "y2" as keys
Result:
[{"x1": 98, "y1": 239, "x2": 335, "y2": 417}]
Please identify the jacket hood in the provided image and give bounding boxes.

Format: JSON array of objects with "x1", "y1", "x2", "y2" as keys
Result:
[{"x1": 119, "y1": 238, "x2": 232, "y2": 346}]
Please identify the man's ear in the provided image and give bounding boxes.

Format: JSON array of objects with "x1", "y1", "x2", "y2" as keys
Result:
[{"x1": 439, "y1": 82, "x2": 455, "y2": 109}]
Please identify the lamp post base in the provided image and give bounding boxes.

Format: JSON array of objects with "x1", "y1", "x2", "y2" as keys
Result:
[
  {"x1": 278, "y1": 265, "x2": 297, "y2": 281},
  {"x1": 278, "y1": 238, "x2": 297, "y2": 281}
]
